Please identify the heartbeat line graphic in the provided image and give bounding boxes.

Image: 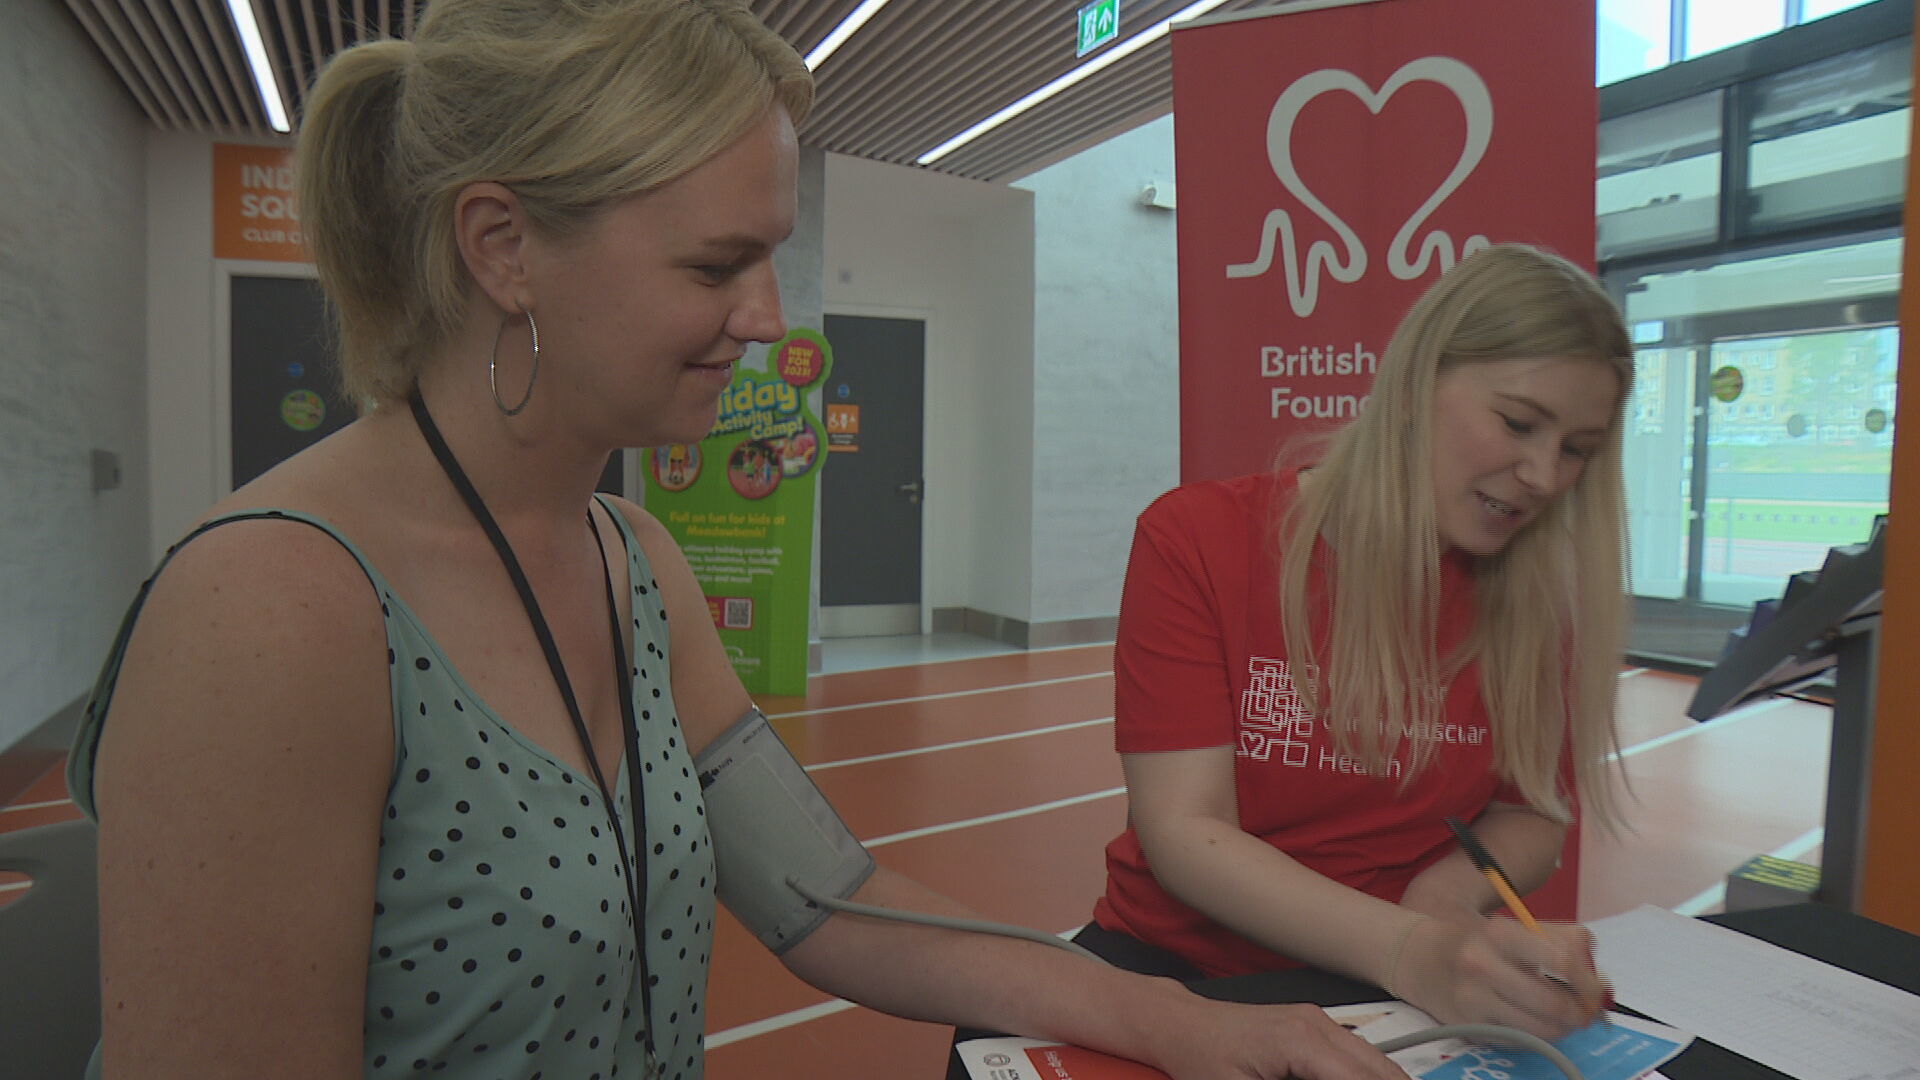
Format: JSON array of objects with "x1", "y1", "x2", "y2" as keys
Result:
[{"x1": 1226, "y1": 56, "x2": 1495, "y2": 317}]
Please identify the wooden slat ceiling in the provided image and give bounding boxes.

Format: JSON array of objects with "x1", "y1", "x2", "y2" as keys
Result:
[{"x1": 58, "y1": 0, "x2": 1272, "y2": 183}]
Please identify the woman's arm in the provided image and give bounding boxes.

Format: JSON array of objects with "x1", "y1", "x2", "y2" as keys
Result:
[
  {"x1": 613, "y1": 499, "x2": 1403, "y2": 1080},
  {"x1": 1398, "y1": 801, "x2": 1568, "y2": 923},
  {"x1": 1127, "y1": 748, "x2": 1602, "y2": 1040},
  {"x1": 91, "y1": 521, "x2": 393, "y2": 1079},
  {"x1": 781, "y1": 868, "x2": 1408, "y2": 1080}
]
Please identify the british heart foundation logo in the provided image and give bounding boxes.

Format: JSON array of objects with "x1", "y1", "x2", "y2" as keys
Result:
[{"x1": 1226, "y1": 56, "x2": 1494, "y2": 318}]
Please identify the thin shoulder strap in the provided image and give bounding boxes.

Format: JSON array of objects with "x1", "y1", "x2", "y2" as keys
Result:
[{"x1": 70, "y1": 511, "x2": 384, "y2": 817}]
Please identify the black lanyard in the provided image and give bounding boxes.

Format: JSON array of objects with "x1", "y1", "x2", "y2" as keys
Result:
[{"x1": 408, "y1": 391, "x2": 658, "y2": 1076}]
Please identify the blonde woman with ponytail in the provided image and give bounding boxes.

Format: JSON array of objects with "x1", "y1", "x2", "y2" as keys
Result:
[
  {"x1": 1086, "y1": 244, "x2": 1633, "y2": 1044},
  {"x1": 71, "y1": 2, "x2": 1406, "y2": 1078}
]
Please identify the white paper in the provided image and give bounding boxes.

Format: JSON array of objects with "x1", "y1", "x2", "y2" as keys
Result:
[{"x1": 1590, "y1": 904, "x2": 1920, "y2": 1080}]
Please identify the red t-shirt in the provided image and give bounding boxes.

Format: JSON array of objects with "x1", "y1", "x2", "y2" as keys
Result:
[{"x1": 1092, "y1": 471, "x2": 1523, "y2": 978}]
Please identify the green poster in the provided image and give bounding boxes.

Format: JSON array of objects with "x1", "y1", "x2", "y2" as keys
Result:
[{"x1": 643, "y1": 329, "x2": 831, "y2": 696}]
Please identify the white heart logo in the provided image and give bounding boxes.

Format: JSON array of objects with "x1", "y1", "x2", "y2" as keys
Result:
[{"x1": 1225, "y1": 56, "x2": 1494, "y2": 317}]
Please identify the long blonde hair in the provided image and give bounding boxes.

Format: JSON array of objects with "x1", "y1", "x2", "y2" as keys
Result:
[
  {"x1": 295, "y1": 0, "x2": 813, "y2": 405},
  {"x1": 1276, "y1": 244, "x2": 1633, "y2": 826}
]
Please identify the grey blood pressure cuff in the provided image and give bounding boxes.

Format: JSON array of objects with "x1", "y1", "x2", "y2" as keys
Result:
[{"x1": 695, "y1": 706, "x2": 875, "y2": 954}]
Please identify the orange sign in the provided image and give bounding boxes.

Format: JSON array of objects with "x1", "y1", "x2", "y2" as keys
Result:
[
  {"x1": 826, "y1": 403, "x2": 860, "y2": 453},
  {"x1": 213, "y1": 143, "x2": 310, "y2": 262}
]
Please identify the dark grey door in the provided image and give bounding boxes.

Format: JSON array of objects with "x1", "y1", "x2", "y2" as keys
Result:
[
  {"x1": 820, "y1": 314, "x2": 925, "y2": 636},
  {"x1": 229, "y1": 275, "x2": 622, "y2": 493},
  {"x1": 230, "y1": 275, "x2": 349, "y2": 489}
]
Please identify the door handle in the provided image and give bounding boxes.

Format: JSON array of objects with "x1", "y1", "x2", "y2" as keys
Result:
[{"x1": 896, "y1": 479, "x2": 923, "y2": 505}]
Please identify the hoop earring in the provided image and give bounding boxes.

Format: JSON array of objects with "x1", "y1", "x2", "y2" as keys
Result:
[{"x1": 490, "y1": 307, "x2": 539, "y2": 416}]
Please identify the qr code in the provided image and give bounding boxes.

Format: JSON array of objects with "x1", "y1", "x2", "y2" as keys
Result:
[{"x1": 722, "y1": 597, "x2": 753, "y2": 630}]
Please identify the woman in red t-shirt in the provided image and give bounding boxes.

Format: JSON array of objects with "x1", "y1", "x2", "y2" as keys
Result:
[{"x1": 1086, "y1": 244, "x2": 1632, "y2": 1044}]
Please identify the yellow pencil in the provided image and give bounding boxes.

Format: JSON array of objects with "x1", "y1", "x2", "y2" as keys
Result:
[
  {"x1": 1444, "y1": 815, "x2": 1538, "y2": 926},
  {"x1": 1445, "y1": 816, "x2": 1601, "y2": 1006}
]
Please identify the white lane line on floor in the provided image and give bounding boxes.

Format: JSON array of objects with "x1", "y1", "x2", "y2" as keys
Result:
[
  {"x1": 765, "y1": 672, "x2": 1112, "y2": 721},
  {"x1": 815, "y1": 641, "x2": 1113, "y2": 677},
  {"x1": 0, "y1": 798, "x2": 74, "y2": 814},
  {"x1": 1612, "y1": 697, "x2": 1794, "y2": 761},
  {"x1": 1770, "y1": 827, "x2": 1826, "y2": 863},
  {"x1": 704, "y1": 926, "x2": 1090, "y2": 1050},
  {"x1": 807, "y1": 718, "x2": 1115, "y2": 772},
  {"x1": 865, "y1": 787, "x2": 1126, "y2": 848},
  {"x1": 1671, "y1": 827, "x2": 1826, "y2": 917},
  {"x1": 704, "y1": 999, "x2": 858, "y2": 1049}
]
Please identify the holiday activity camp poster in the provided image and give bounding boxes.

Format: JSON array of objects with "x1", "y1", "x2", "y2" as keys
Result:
[{"x1": 643, "y1": 329, "x2": 831, "y2": 696}]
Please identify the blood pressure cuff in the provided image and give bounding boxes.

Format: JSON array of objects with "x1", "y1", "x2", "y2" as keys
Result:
[{"x1": 695, "y1": 707, "x2": 875, "y2": 954}]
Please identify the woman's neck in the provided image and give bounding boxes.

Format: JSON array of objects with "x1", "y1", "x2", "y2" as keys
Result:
[{"x1": 400, "y1": 354, "x2": 614, "y2": 538}]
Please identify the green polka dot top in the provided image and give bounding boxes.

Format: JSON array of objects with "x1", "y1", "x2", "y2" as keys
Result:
[{"x1": 70, "y1": 499, "x2": 717, "y2": 1079}]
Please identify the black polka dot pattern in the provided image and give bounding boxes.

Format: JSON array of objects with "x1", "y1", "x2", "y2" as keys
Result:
[{"x1": 352, "y1": 500, "x2": 714, "y2": 1078}]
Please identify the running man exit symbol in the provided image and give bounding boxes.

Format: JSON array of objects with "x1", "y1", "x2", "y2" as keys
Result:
[{"x1": 1077, "y1": 0, "x2": 1119, "y2": 57}]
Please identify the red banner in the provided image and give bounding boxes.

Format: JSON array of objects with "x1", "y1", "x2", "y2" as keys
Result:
[
  {"x1": 1172, "y1": 0, "x2": 1597, "y2": 484},
  {"x1": 1171, "y1": 0, "x2": 1595, "y2": 918}
]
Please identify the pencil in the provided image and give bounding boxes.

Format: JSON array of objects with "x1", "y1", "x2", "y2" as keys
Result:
[
  {"x1": 1443, "y1": 817, "x2": 1611, "y2": 1011},
  {"x1": 1443, "y1": 816, "x2": 1540, "y2": 930}
]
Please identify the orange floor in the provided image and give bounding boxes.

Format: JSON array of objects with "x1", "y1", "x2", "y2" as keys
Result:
[{"x1": 0, "y1": 647, "x2": 1832, "y2": 1077}]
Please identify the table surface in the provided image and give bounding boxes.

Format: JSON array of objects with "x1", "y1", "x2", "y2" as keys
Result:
[{"x1": 944, "y1": 903, "x2": 1920, "y2": 1080}]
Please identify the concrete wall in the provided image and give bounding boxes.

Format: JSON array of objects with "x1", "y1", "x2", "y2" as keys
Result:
[
  {"x1": 1015, "y1": 115, "x2": 1181, "y2": 624},
  {"x1": 0, "y1": 2, "x2": 150, "y2": 753}
]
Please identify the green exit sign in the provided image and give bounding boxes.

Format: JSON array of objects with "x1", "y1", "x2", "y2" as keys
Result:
[{"x1": 1077, "y1": 0, "x2": 1119, "y2": 56}]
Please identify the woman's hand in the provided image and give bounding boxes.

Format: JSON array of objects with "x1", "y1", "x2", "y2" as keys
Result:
[
  {"x1": 1148, "y1": 998, "x2": 1411, "y2": 1080},
  {"x1": 1393, "y1": 916, "x2": 1608, "y2": 1042}
]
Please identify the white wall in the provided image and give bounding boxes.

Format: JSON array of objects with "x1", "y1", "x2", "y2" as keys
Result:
[
  {"x1": 1015, "y1": 115, "x2": 1181, "y2": 623},
  {"x1": 0, "y1": 1, "x2": 150, "y2": 752},
  {"x1": 146, "y1": 138, "x2": 827, "y2": 566},
  {"x1": 822, "y1": 154, "x2": 1036, "y2": 621},
  {"x1": 146, "y1": 130, "x2": 230, "y2": 560}
]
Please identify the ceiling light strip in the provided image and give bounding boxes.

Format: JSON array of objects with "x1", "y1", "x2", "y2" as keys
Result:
[
  {"x1": 225, "y1": 0, "x2": 291, "y2": 130},
  {"x1": 916, "y1": 0, "x2": 1231, "y2": 166},
  {"x1": 825, "y1": 0, "x2": 1070, "y2": 158},
  {"x1": 804, "y1": 0, "x2": 894, "y2": 71},
  {"x1": 192, "y1": 0, "x2": 266, "y2": 130},
  {"x1": 958, "y1": 74, "x2": 1176, "y2": 182}
]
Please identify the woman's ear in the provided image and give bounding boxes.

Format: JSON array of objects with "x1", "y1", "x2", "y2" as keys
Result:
[{"x1": 454, "y1": 182, "x2": 533, "y2": 316}]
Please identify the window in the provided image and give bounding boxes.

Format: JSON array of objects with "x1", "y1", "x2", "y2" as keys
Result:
[
  {"x1": 1684, "y1": 0, "x2": 1786, "y2": 60},
  {"x1": 1614, "y1": 237, "x2": 1901, "y2": 614},
  {"x1": 1746, "y1": 39, "x2": 1912, "y2": 234},
  {"x1": 1599, "y1": 0, "x2": 1674, "y2": 84},
  {"x1": 1598, "y1": 93, "x2": 1723, "y2": 260},
  {"x1": 1805, "y1": 0, "x2": 1879, "y2": 20}
]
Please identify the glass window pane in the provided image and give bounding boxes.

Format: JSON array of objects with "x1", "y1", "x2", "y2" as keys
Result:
[
  {"x1": 1622, "y1": 343, "x2": 1696, "y2": 600},
  {"x1": 1685, "y1": 0, "x2": 1786, "y2": 59},
  {"x1": 1747, "y1": 39, "x2": 1912, "y2": 233},
  {"x1": 1700, "y1": 326, "x2": 1896, "y2": 606},
  {"x1": 1598, "y1": 92, "x2": 1723, "y2": 261},
  {"x1": 1614, "y1": 236, "x2": 1902, "y2": 655},
  {"x1": 1802, "y1": 0, "x2": 1877, "y2": 21},
  {"x1": 1599, "y1": 0, "x2": 1673, "y2": 85}
]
